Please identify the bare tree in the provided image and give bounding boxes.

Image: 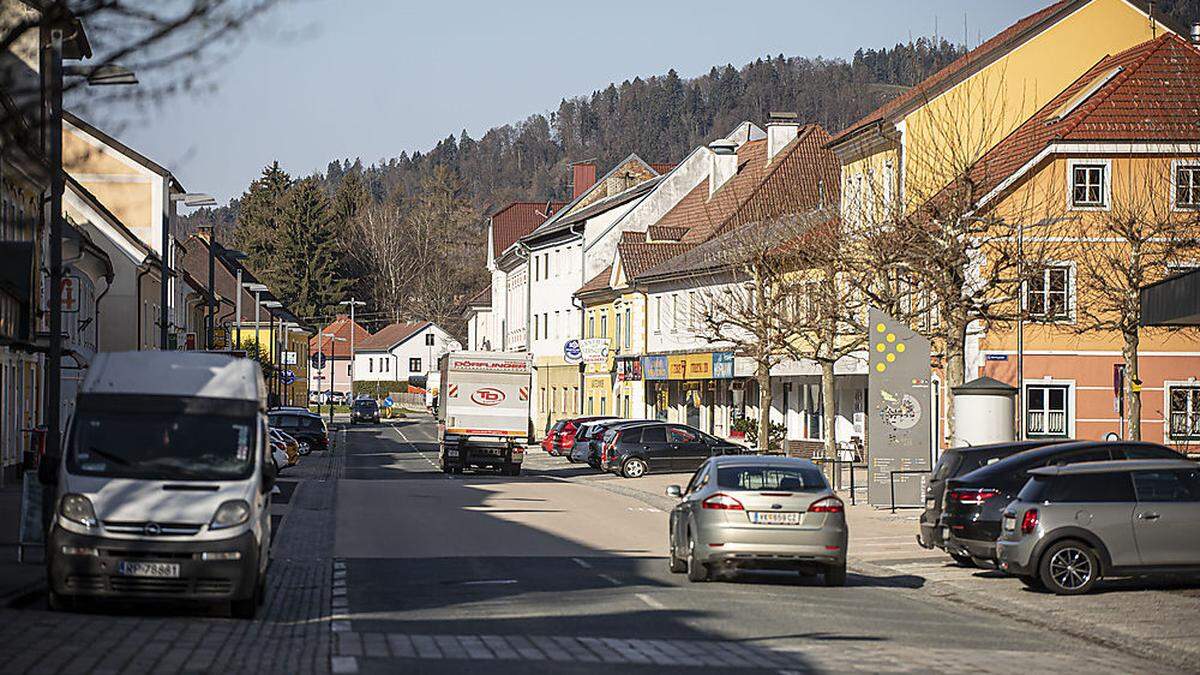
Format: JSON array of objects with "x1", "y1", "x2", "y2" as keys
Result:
[{"x1": 1069, "y1": 161, "x2": 1200, "y2": 440}]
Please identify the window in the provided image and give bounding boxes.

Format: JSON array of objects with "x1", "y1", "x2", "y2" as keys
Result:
[
  {"x1": 653, "y1": 296, "x2": 662, "y2": 332},
  {"x1": 1048, "y1": 473, "x2": 1135, "y2": 503},
  {"x1": 642, "y1": 426, "x2": 667, "y2": 443},
  {"x1": 671, "y1": 294, "x2": 680, "y2": 332},
  {"x1": 533, "y1": 314, "x2": 539, "y2": 340},
  {"x1": 615, "y1": 312, "x2": 623, "y2": 352},
  {"x1": 544, "y1": 253, "x2": 550, "y2": 278},
  {"x1": 588, "y1": 313, "x2": 595, "y2": 338},
  {"x1": 1028, "y1": 266, "x2": 1072, "y2": 321},
  {"x1": 368, "y1": 359, "x2": 374, "y2": 373},
  {"x1": 802, "y1": 383, "x2": 823, "y2": 440},
  {"x1": 408, "y1": 357, "x2": 422, "y2": 372},
  {"x1": 533, "y1": 256, "x2": 540, "y2": 281},
  {"x1": 1175, "y1": 163, "x2": 1200, "y2": 209},
  {"x1": 1026, "y1": 384, "x2": 1069, "y2": 438},
  {"x1": 1070, "y1": 161, "x2": 1107, "y2": 208},
  {"x1": 1132, "y1": 470, "x2": 1200, "y2": 502},
  {"x1": 384, "y1": 359, "x2": 390, "y2": 372},
  {"x1": 1168, "y1": 385, "x2": 1200, "y2": 441},
  {"x1": 717, "y1": 466, "x2": 827, "y2": 491},
  {"x1": 624, "y1": 307, "x2": 631, "y2": 349},
  {"x1": 554, "y1": 311, "x2": 560, "y2": 339},
  {"x1": 425, "y1": 333, "x2": 434, "y2": 346},
  {"x1": 543, "y1": 313, "x2": 548, "y2": 339},
  {"x1": 667, "y1": 426, "x2": 698, "y2": 443},
  {"x1": 600, "y1": 313, "x2": 608, "y2": 337}
]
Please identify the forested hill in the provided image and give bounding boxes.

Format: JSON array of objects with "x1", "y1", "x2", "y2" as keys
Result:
[{"x1": 186, "y1": 38, "x2": 965, "y2": 239}]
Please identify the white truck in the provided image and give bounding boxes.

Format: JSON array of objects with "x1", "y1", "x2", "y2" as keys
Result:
[{"x1": 437, "y1": 351, "x2": 531, "y2": 476}]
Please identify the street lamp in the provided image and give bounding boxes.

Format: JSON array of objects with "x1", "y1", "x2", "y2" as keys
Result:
[
  {"x1": 320, "y1": 331, "x2": 348, "y2": 425},
  {"x1": 261, "y1": 300, "x2": 283, "y2": 402},
  {"x1": 219, "y1": 248, "x2": 247, "y2": 351},
  {"x1": 243, "y1": 282, "x2": 269, "y2": 353},
  {"x1": 338, "y1": 298, "x2": 366, "y2": 400},
  {"x1": 162, "y1": 192, "x2": 216, "y2": 349}
]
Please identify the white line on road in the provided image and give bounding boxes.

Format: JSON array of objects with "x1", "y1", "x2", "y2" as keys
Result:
[
  {"x1": 330, "y1": 655, "x2": 359, "y2": 674},
  {"x1": 459, "y1": 579, "x2": 519, "y2": 586},
  {"x1": 571, "y1": 558, "x2": 593, "y2": 569},
  {"x1": 597, "y1": 573, "x2": 621, "y2": 586},
  {"x1": 390, "y1": 425, "x2": 445, "y2": 474},
  {"x1": 635, "y1": 593, "x2": 664, "y2": 609}
]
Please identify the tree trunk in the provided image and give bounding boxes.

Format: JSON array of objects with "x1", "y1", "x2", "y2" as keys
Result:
[
  {"x1": 820, "y1": 358, "x2": 838, "y2": 486},
  {"x1": 942, "y1": 320, "x2": 967, "y2": 447},
  {"x1": 1123, "y1": 328, "x2": 1141, "y2": 441},
  {"x1": 757, "y1": 360, "x2": 773, "y2": 453}
]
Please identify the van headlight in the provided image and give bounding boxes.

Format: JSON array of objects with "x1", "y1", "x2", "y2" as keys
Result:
[
  {"x1": 209, "y1": 500, "x2": 251, "y2": 530},
  {"x1": 59, "y1": 493, "x2": 97, "y2": 528}
]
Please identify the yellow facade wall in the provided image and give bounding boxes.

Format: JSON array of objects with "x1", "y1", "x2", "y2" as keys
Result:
[{"x1": 63, "y1": 125, "x2": 158, "y2": 245}]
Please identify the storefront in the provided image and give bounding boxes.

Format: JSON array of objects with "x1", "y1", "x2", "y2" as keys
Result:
[{"x1": 642, "y1": 351, "x2": 737, "y2": 437}]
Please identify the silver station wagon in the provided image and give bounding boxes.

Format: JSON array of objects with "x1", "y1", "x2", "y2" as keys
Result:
[{"x1": 666, "y1": 456, "x2": 848, "y2": 585}]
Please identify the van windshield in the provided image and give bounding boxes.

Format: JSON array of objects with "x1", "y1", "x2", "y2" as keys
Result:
[{"x1": 68, "y1": 411, "x2": 257, "y2": 481}]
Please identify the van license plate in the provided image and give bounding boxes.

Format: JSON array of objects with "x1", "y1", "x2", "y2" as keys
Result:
[
  {"x1": 117, "y1": 561, "x2": 180, "y2": 578},
  {"x1": 749, "y1": 511, "x2": 800, "y2": 525}
]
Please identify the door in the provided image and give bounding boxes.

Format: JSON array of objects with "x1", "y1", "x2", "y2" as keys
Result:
[
  {"x1": 1046, "y1": 472, "x2": 1139, "y2": 568},
  {"x1": 667, "y1": 425, "x2": 708, "y2": 471},
  {"x1": 637, "y1": 425, "x2": 673, "y2": 472},
  {"x1": 1131, "y1": 469, "x2": 1200, "y2": 566}
]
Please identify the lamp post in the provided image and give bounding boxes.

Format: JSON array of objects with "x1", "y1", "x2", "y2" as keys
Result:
[
  {"x1": 289, "y1": 326, "x2": 308, "y2": 406},
  {"x1": 338, "y1": 299, "x2": 365, "y2": 400},
  {"x1": 320, "y1": 332, "x2": 347, "y2": 426},
  {"x1": 243, "y1": 283, "x2": 269, "y2": 354},
  {"x1": 262, "y1": 300, "x2": 283, "y2": 404},
  {"x1": 163, "y1": 193, "x2": 216, "y2": 349},
  {"x1": 42, "y1": 24, "x2": 136, "y2": 494},
  {"x1": 217, "y1": 248, "x2": 247, "y2": 351}
]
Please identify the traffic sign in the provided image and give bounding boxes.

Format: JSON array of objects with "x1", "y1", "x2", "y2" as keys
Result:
[
  {"x1": 311, "y1": 352, "x2": 327, "y2": 369},
  {"x1": 279, "y1": 369, "x2": 296, "y2": 385}
]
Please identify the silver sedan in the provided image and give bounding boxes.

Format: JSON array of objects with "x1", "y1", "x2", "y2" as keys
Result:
[{"x1": 666, "y1": 455, "x2": 848, "y2": 585}]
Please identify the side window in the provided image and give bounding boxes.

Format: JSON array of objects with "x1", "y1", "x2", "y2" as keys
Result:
[
  {"x1": 1050, "y1": 473, "x2": 1134, "y2": 503},
  {"x1": 641, "y1": 426, "x2": 667, "y2": 443},
  {"x1": 1133, "y1": 471, "x2": 1200, "y2": 502},
  {"x1": 685, "y1": 464, "x2": 708, "y2": 494},
  {"x1": 1116, "y1": 444, "x2": 1180, "y2": 460},
  {"x1": 619, "y1": 428, "x2": 643, "y2": 444},
  {"x1": 1053, "y1": 448, "x2": 1111, "y2": 466},
  {"x1": 667, "y1": 426, "x2": 698, "y2": 443}
]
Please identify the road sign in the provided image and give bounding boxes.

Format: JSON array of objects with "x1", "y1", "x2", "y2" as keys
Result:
[
  {"x1": 279, "y1": 369, "x2": 295, "y2": 385},
  {"x1": 311, "y1": 352, "x2": 327, "y2": 369},
  {"x1": 563, "y1": 339, "x2": 582, "y2": 364},
  {"x1": 283, "y1": 351, "x2": 297, "y2": 365}
]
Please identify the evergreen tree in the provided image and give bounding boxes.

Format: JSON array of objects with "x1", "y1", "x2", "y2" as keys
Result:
[{"x1": 274, "y1": 178, "x2": 349, "y2": 319}]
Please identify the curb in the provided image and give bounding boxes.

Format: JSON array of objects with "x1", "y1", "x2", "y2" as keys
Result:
[
  {"x1": 0, "y1": 578, "x2": 46, "y2": 609},
  {"x1": 846, "y1": 557, "x2": 1192, "y2": 672}
]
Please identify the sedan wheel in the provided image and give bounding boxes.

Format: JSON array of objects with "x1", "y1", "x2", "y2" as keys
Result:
[
  {"x1": 668, "y1": 527, "x2": 687, "y2": 573},
  {"x1": 621, "y1": 457, "x2": 647, "y2": 479},
  {"x1": 1039, "y1": 540, "x2": 1099, "y2": 595},
  {"x1": 686, "y1": 531, "x2": 709, "y2": 582},
  {"x1": 297, "y1": 440, "x2": 312, "y2": 456}
]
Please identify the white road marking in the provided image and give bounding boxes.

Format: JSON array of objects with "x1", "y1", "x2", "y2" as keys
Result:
[
  {"x1": 332, "y1": 620, "x2": 352, "y2": 632},
  {"x1": 597, "y1": 573, "x2": 621, "y2": 586},
  {"x1": 571, "y1": 558, "x2": 592, "y2": 569},
  {"x1": 330, "y1": 656, "x2": 359, "y2": 674},
  {"x1": 390, "y1": 425, "x2": 445, "y2": 473},
  {"x1": 460, "y1": 579, "x2": 519, "y2": 586},
  {"x1": 635, "y1": 593, "x2": 664, "y2": 609}
]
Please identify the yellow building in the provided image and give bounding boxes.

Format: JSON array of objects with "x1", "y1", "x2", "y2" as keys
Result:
[{"x1": 577, "y1": 266, "x2": 617, "y2": 416}]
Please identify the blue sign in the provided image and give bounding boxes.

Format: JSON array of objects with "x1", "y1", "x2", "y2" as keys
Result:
[
  {"x1": 311, "y1": 352, "x2": 327, "y2": 369},
  {"x1": 563, "y1": 339, "x2": 582, "y2": 364},
  {"x1": 985, "y1": 354, "x2": 1009, "y2": 361},
  {"x1": 382, "y1": 396, "x2": 394, "y2": 408},
  {"x1": 642, "y1": 355, "x2": 669, "y2": 380},
  {"x1": 279, "y1": 369, "x2": 295, "y2": 385},
  {"x1": 712, "y1": 351, "x2": 734, "y2": 379}
]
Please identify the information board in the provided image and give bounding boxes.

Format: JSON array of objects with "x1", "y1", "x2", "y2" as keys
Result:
[{"x1": 867, "y1": 308, "x2": 933, "y2": 508}]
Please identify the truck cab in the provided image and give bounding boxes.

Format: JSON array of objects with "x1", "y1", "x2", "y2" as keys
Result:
[
  {"x1": 437, "y1": 352, "x2": 531, "y2": 476},
  {"x1": 47, "y1": 352, "x2": 275, "y2": 618}
]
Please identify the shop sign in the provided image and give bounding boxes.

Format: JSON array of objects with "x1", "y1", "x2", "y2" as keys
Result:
[
  {"x1": 563, "y1": 339, "x2": 582, "y2": 364},
  {"x1": 734, "y1": 355, "x2": 757, "y2": 378},
  {"x1": 642, "y1": 355, "x2": 669, "y2": 380},
  {"x1": 685, "y1": 354, "x2": 712, "y2": 379},
  {"x1": 667, "y1": 355, "x2": 688, "y2": 380},
  {"x1": 61, "y1": 276, "x2": 80, "y2": 313},
  {"x1": 580, "y1": 338, "x2": 610, "y2": 364},
  {"x1": 616, "y1": 357, "x2": 642, "y2": 382},
  {"x1": 586, "y1": 376, "x2": 610, "y2": 391},
  {"x1": 713, "y1": 351, "x2": 734, "y2": 379}
]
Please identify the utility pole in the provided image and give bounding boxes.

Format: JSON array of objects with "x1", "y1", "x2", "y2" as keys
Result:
[
  {"x1": 339, "y1": 299, "x2": 366, "y2": 400},
  {"x1": 43, "y1": 25, "x2": 64, "y2": 478}
]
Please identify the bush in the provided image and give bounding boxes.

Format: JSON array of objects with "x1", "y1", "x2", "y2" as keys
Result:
[
  {"x1": 733, "y1": 417, "x2": 786, "y2": 452},
  {"x1": 353, "y1": 380, "x2": 407, "y2": 398}
]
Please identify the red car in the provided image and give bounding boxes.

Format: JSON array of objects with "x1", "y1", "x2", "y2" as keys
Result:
[{"x1": 545, "y1": 416, "x2": 616, "y2": 457}]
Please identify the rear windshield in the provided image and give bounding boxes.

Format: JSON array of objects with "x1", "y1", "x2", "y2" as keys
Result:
[
  {"x1": 932, "y1": 453, "x2": 961, "y2": 481},
  {"x1": 717, "y1": 466, "x2": 827, "y2": 491},
  {"x1": 354, "y1": 400, "x2": 378, "y2": 410},
  {"x1": 69, "y1": 411, "x2": 257, "y2": 481}
]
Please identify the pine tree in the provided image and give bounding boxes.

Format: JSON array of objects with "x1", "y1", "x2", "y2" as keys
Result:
[
  {"x1": 233, "y1": 161, "x2": 292, "y2": 282},
  {"x1": 274, "y1": 178, "x2": 349, "y2": 319}
]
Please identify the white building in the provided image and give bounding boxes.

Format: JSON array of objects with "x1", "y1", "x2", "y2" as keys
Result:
[{"x1": 352, "y1": 321, "x2": 461, "y2": 394}]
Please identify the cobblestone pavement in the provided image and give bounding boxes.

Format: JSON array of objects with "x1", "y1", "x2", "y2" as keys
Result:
[{"x1": 0, "y1": 429, "x2": 347, "y2": 675}]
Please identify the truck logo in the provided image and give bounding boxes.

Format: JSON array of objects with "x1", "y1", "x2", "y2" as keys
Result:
[{"x1": 471, "y1": 388, "x2": 505, "y2": 406}]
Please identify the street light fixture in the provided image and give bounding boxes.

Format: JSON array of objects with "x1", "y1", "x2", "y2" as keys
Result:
[
  {"x1": 63, "y1": 63, "x2": 138, "y2": 86},
  {"x1": 338, "y1": 298, "x2": 366, "y2": 401},
  {"x1": 243, "y1": 282, "x2": 269, "y2": 354}
]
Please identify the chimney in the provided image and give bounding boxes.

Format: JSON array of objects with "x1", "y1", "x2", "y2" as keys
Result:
[
  {"x1": 766, "y1": 111, "x2": 800, "y2": 163},
  {"x1": 708, "y1": 139, "x2": 738, "y2": 196},
  {"x1": 572, "y1": 161, "x2": 597, "y2": 200}
]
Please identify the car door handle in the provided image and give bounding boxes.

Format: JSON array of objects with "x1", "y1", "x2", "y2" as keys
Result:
[{"x1": 1138, "y1": 512, "x2": 1161, "y2": 521}]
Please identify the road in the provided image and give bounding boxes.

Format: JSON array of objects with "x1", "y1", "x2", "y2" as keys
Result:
[
  {"x1": 0, "y1": 414, "x2": 1185, "y2": 674},
  {"x1": 329, "y1": 416, "x2": 1171, "y2": 674}
]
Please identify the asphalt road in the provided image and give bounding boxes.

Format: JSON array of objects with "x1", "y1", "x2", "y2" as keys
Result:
[{"x1": 332, "y1": 416, "x2": 1173, "y2": 674}]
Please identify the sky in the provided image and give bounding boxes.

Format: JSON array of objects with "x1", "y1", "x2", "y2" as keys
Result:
[{"x1": 71, "y1": 0, "x2": 1048, "y2": 206}]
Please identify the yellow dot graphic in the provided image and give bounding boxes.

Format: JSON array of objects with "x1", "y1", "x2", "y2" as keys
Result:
[
  {"x1": 876, "y1": 343, "x2": 885, "y2": 352},
  {"x1": 876, "y1": 363, "x2": 887, "y2": 373},
  {"x1": 876, "y1": 323, "x2": 886, "y2": 333},
  {"x1": 886, "y1": 333, "x2": 896, "y2": 343},
  {"x1": 886, "y1": 353, "x2": 896, "y2": 363},
  {"x1": 896, "y1": 343, "x2": 906, "y2": 353}
]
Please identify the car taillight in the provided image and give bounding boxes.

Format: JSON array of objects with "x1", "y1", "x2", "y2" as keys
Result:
[
  {"x1": 1021, "y1": 508, "x2": 1039, "y2": 535},
  {"x1": 948, "y1": 488, "x2": 1001, "y2": 505},
  {"x1": 808, "y1": 496, "x2": 844, "y2": 513},
  {"x1": 701, "y1": 493, "x2": 744, "y2": 510},
  {"x1": 602, "y1": 432, "x2": 619, "y2": 463}
]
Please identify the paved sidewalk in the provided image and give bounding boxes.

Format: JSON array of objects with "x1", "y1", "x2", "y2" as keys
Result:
[{"x1": 0, "y1": 478, "x2": 48, "y2": 607}]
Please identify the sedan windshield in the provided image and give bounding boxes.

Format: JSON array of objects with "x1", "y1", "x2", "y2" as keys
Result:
[
  {"x1": 717, "y1": 466, "x2": 827, "y2": 491},
  {"x1": 68, "y1": 411, "x2": 257, "y2": 481}
]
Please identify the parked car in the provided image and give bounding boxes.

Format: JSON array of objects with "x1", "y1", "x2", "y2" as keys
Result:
[
  {"x1": 666, "y1": 456, "x2": 847, "y2": 585},
  {"x1": 351, "y1": 398, "x2": 380, "y2": 424},
  {"x1": 601, "y1": 421, "x2": 746, "y2": 478},
  {"x1": 941, "y1": 440, "x2": 1180, "y2": 566},
  {"x1": 919, "y1": 440, "x2": 1070, "y2": 565},
  {"x1": 542, "y1": 420, "x2": 567, "y2": 455},
  {"x1": 572, "y1": 419, "x2": 651, "y2": 468},
  {"x1": 271, "y1": 440, "x2": 290, "y2": 474},
  {"x1": 269, "y1": 428, "x2": 300, "y2": 466},
  {"x1": 545, "y1": 416, "x2": 616, "y2": 457},
  {"x1": 268, "y1": 409, "x2": 329, "y2": 455},
  {"x1": 997, "y1": 459, "x2": 1200, "y2": 594}
]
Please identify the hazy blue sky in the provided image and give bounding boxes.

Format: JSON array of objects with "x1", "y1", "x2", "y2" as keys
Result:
[{"x1": 76, "y1": 0, "x2": 1047, "y2": 205}]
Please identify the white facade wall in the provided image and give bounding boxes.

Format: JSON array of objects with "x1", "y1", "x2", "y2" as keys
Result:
[
  {"x1": 527, "y1": 238, "x2": 585, "y2": 359},
  {"x1": 466, "y1": 306, "x2": 494, "y2": 350},
  {"x1": 353, "y1": 324, "x2": 462, "y2": 383}
]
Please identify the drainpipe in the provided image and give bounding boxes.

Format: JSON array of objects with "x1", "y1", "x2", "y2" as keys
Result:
[
  {"x1": 135, "y1": 263, "x2": 155, "y2": 350},
  {"x1": 573, "y1": 223, "x2": 586, "y2": 415},
  {"x1": 93, "y1": 272, "x2": 113, "y2": 352}
]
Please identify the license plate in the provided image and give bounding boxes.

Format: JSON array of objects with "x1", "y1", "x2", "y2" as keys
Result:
[
  {"x1": 749, "y1": 511, "x2": 801, "y2": 525},
  {"x1": 447, "y1": 449, "x2": 459, "y2": 457},
  {"x1": 1003, "y1": 514, "x2": 1016, "y2": 531},
  {"x1": 117, "y1": 561, "x2": 180, "y2": 578},
  {"x1": 942, "y1": 525, "x2": 950, "y2": 539}
]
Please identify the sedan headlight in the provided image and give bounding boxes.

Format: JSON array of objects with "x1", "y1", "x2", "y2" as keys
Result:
[
  {"x1": 209, "y1": 500, "x2": 251, "y2": 530},
  {"x1": 59, "y1": 493, "x2": 97, "y2": 527}
]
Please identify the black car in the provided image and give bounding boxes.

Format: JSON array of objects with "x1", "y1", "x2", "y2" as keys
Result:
[
  {"x1": 268, "y1": 410, "x2": 329, "y2": 455},
  {"x1": 600, "y1": 421, "x2": 746, "y2": 478},
  {"x1": 351, "y1": 398, "x2": 380, "y2": 424},
  {"x1": 941, "y1": 440, "x2": 1180, "y2": 565},
  {"x1": 572, "y1": 419, "x2": 649, "y2": 468},
  {"x1": 919, "y1": 440, "x2": 1069, "y2": 564}
]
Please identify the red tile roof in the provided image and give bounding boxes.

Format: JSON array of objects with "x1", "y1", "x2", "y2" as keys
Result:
[
  {"x1": 465, "y1": 284, "x2": 491, "y2": 308},
  {"x1": 830, "y1": 0, "x2": 1077, "y2": 146},
  {"x1": 310, "y1": 315, "x2": 371, "y2": 359},
  {"x1": 646, "y1": 225, "x2": 686, "y2": 242},
  {"x1": 576, "y1": 266, "x2": 613, "y2": 295},
  {"x1": 356, "y1": 321, "x2": 430, "y2": 352},
  {"x1": 619, "y1": 241, "x2": 697, "y2": 279},
  {"x1": 491, "y1": 201, "x2": 565, "y2": 258},
  {"x1": 971, "y1": 34, "x2": 1200, "y2": 204}
]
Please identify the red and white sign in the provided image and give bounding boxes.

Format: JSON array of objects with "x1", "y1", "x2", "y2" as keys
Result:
[
  {"x1": 448, "y1": 384, "x2": 459, "y2": 397},
  {"x1": 470, "y1": 387, "x2": 506, "y2": 406},
  {"x1": 61, "y1": 276, "x2": 80, "y2": 314}
]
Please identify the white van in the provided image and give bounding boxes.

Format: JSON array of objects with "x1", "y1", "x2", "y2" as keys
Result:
[{"x1": 47, "y1": 351, "x2": 275, "y2": 618}]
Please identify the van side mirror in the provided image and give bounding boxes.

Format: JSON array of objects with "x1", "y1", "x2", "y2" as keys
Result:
[
  {"x1": 262, "y1": 460, "x2": 277, "y2": 494},
  {"x1": 666, "y1": 485, "x2": 682, "y2": 499}
]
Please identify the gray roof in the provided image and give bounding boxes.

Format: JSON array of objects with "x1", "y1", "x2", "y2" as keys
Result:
[{"x1": 1029, "y1": 458, "x2": 1197, "y2": 476}]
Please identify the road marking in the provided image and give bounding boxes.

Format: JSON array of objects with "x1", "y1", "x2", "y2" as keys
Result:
[
  {"x1": 330, "y1": 656, "x2": 359, "y2": 674},
  {"x1": 597, "y1": 573, "x2": 621, "y2": 586},
  {"x1": 391, "y1": 425, "x2": 445, "y2": 474},
  {"x1": 571, "y1": 558, "x2": 592, "y2": 569},
  {"x1": 635, "y1": 593, "x2": 664, "y2": 609},
  {"x1": 459, "y1": 579, "x2": 519, "y2": 586}
]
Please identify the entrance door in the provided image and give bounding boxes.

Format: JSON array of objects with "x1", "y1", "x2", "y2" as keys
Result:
[{"x1": 685, "y1": 387, "x2": 700, "y2": 428}]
